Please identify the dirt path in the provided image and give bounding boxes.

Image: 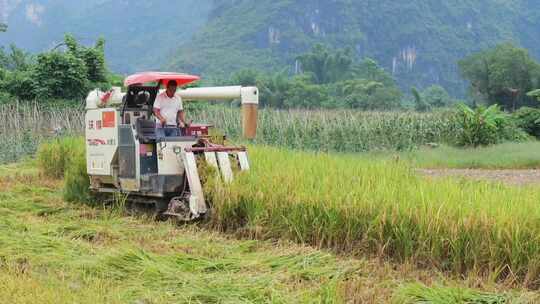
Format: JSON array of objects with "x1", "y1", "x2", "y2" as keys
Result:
[{"x1": 418, "y1": 169, "x2": 540, "y2": 186}]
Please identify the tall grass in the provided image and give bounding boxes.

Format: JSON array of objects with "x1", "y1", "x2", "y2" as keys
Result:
[
  {"x1": 207, "y1": 146, "x2": 540, "y2": 285},
  {"x1": 37, "y1": 137, "x2": 85, "y2": 178},
  {"x1": 36, "y1": 137, "x2": 89, "y2": 202}
]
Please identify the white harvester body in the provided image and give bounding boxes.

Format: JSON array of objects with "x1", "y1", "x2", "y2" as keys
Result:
[{"x1": 85, "y1": 72, "x2": 258, "y2": 220}]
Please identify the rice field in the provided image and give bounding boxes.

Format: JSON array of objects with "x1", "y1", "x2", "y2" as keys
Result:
[
  {"x1": 207, "y1": 146, "x2": 540, "y2": 286},
  {"x1": 3, "y1": 103, "x2": 540, "y2": 302},
  {"x1": 1, "y1": 159, "x2": 536, "y2": 303}
]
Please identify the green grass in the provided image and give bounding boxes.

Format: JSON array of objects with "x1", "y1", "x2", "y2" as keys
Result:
[
  {"x1": 208, "y1": 146, "x2": 540, "y2": 284},
  {"x1": 36, "y1": 137, "x2": 90, "y2": 202},
  {"x1": 405, "y1": 141, "x2": 540, "y2": 169}
]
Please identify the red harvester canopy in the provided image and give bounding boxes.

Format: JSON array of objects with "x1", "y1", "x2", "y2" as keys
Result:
[{"x1": 124, "y1": 72, "x2": 200, "y2": 87}]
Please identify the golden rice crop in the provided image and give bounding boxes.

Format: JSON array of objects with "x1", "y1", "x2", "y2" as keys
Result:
[{"x1": 207, "y1": 146, "x2": 540, "y2": 285}]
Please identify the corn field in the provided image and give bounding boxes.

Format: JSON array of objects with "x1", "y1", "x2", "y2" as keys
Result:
[
  {"x1": 196, "y1": 107, "x2": 461, "y2": 151},
  {"x1": 0, "y1": 102, "x2": 84, "y2": 163},
  {"x1": 0, "y1": 103, "x2": 461, "y2": 164}
]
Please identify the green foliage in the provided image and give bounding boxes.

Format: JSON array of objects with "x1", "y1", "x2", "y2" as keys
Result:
[
  {"x1": 513, "y1": 107, "x2": 540, "y2": 138},
  {"x1": 230, "y1": 69, "x2": 259, "y2": 87},
  {"x1": 69, "y1": 35, "x2": 108, "y2": 84},
  {"x1": 459, "y1": 43, "x2": 540, "y2": 110},
  {"x1": 354, "y1": 58, "x2": 396, "y2": 88},
  {"x1": 33, "y1": 52, "x2": 90, "y2": 100},
  {"x1": 1, "y1": 70, "x2": 37, "y2": 100},
  {"x1": 0, "y1": 45, "x2": 32, "y2": 71},
  {"x1": 0, "y1": 23, "x2": 6, "y2": 32},
  {"x1": 283, "y1": 75, "x2": 329, "y2": 108},
  {"x1": 226, "y1": 47, "x2": 402, "y2": 110},
  {"x1": 453, "y1": 104, "x2": 527, "y2": 147},
  {"x1": 527, "y1": 89, "x2": 540, "y2": 102},
  {"x1": 0, "y1": 35, "x2": 113, "y2": 101},
  {"x1": 334, "y1": 79, "x2": 401, "y2": 110},
  {"x1": 257, "y1": 69, "x2": 291, "y2": 108},
  {"x1": 411, "y1": 87, "x2": 427, "y2": 112},
  {"x1": 421, "y1": 85, "x2": 454, "y2": 108},
  {"x1": 63, "y1": 143, "x2": 91, "y2": 203},
  {"x1": 296, "y1": 44, "x2": 354, "y2": 84}
]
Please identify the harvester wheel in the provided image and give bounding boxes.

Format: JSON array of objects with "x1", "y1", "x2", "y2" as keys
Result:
[
  {"x1": 153, "y1": 198, "x2": 171, "y2": 221},
  {"x1": 163, "y1": 195, "x2": 193, "y2": 222}
]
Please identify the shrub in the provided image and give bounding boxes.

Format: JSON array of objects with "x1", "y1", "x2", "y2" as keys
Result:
[
  {"x1": 452, "y1": 104, "x2": 527, "y2": 147},
  {"x1": 36, "y1": 137, "x2": 90, "y2": 202},
  {"x1": 513, "y1": 107, "x2": 540, "y2": 138},
  {"x1": 37, "y1": 137, "x2": 83, "y2": 178},
  {"x1": 1, "y1": 70, "x2": 37, "y2": 100},
  {"x1": 63, "y1": 143, "x2": 90, "y2": 203},
  {"x1": 421, "y1": 85, "x2": 455, "y2": 108}
]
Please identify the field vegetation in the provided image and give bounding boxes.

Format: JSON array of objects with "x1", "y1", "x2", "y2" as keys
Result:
[
  {"x1": 404, "y1": 142, "x2": 540, "y2": 169},
  {"x1": 2, "y1": 103, "x2": 539, "y2": 167},
  {"x1": 0, "y1": 141, "x2": 536, "y2": 303},
  {"x1": 206, "y1": 146, "x2": 540, "y2": 286},
  {"x1": 0, "y1": 102, "x2": 83, "y2": 164},
  {"x1": 0, "y1": 162, "x2": 359, "y2": 303},
  {"x1": 1, "y1": 31, "x2": 540, "y2": 303}
]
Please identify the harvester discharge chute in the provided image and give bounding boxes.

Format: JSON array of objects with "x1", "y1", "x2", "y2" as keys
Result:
[{"x1": 85, "y1": 72, "x2": 258, "y2": 221}]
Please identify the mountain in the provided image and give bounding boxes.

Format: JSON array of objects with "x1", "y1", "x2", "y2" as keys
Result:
[
  {"x1": 1, "y1": 1, "x2": 540, "y2": 95},
  {"x1": 169, "y1": 0, "x2": 540, "y2": 95},
  {"x1": 0, "y1": 0, "x2": 213, "y2": 73}
]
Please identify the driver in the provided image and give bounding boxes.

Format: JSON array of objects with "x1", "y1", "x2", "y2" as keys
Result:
[{"x1": 153, "y1": 80, "x2": 189, "y2": 136}]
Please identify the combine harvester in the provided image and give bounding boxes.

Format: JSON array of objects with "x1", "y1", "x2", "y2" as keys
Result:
[{"x1": 85, "y1": 72, "x2": 258, "y2": 221}]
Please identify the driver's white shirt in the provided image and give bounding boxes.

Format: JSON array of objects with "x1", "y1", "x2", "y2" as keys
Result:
[{"x1": 153, "y1": 92, "x2": 183, "y2": 126}]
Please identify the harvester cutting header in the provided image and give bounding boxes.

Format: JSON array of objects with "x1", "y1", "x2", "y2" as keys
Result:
[{"x1": 85, "y1": 72, "x2": 259, "y2": 221}]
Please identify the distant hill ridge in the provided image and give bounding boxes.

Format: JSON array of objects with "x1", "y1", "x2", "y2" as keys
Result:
[{"x1": 1, "y1": 0, "x2": 539, "y2": 95}]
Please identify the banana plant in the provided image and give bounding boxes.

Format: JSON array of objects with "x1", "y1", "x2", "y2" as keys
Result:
[
  {"x1": 527, "y1": 89, "x2": 540, "y2": 103},
  {"x1": 455, "y1": 104, "x2": 508, "y2": 146}
]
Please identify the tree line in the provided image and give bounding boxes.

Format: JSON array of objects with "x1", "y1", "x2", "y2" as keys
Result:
[
  {"x1": 0, "y1": 34, "x2": 118, "y2": 103},
  {"x1": 0, "y1": 32, "x2": 539, "y2": 113}
]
